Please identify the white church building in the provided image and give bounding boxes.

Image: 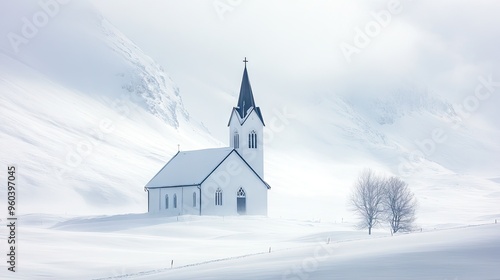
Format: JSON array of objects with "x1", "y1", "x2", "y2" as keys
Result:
[{"x1": 145, "y1": 60, "x2": 270, "y2": 216}]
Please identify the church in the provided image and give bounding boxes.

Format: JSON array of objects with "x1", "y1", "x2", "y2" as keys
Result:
[{"x1": 144, "y1": 59, "x2": 270, "y2": 216}]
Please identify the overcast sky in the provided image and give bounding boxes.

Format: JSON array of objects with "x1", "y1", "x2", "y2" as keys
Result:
[{"x1": 91, "y1": 0, "x2": 500, "y2": 140}]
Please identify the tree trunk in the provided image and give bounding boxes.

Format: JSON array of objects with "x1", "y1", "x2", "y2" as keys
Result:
[{"x1": 368, "y1": 227, "x2": 372, "y2": 235}]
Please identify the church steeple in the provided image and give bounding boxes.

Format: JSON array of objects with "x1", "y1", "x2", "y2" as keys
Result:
[
  {"x1": 234, "y1": 58, "x2": 264, "y2": 124},
  {"x1": 228, "y1": 57, "x2": 265, "y2": 177}
]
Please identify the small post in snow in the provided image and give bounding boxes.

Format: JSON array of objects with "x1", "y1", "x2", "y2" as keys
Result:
[
  {"x1": 327, "y1": 237, "x2": 330, "y2": 244},
  {"x1": 269, "y1": 246, "x2": 271, "y2": 253},
  {"x1": 171, "y1": 260, "x2": 174, "y2": 269}
]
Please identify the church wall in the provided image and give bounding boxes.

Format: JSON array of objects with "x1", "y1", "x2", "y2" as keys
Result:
[
  {"x1": 200, "y1": 152, "x2": 267, "y2": 216},
  {"x1": 148, "y1": 186, "x2": 201, "y2": 215},
  {"x1": 159, "y1": 187, "x2": 182, "y2": 216},
  {"x1": 148, "y1": 188, "x2": 160, "y2": 213},
  {"x1": 180, "y1": 186, "x2": 201, "y2": 215}
]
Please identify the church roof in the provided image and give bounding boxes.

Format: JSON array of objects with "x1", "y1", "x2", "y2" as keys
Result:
[
  {"x1": 233, "y1": 65, "x2": 265, "y2": 125},
  {"x1": 145, "y1": 148, "x2": 270, "y2": 189}
]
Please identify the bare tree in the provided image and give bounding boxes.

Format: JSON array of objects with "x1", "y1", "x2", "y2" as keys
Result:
[
  {"x1": 350, "y1": 169, "x2": 385, "y2": 235},
  {"x1": 383, "y1": 177, "x2": 417, "y2": 233}
]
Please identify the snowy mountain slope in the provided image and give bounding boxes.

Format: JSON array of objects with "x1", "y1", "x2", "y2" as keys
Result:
[
  {"x1": 0, "y1": 0, "x2": 189, "y2": 128},
  {"x1": 287, "y1": 87, "x2": 500, "y2": 176},
  {"x1": 341, "y1": 82, "x2": 500, "y2": 176},
  {"x1": 0, "y1": 0, "x2": 498, "y2": 225},
  {"x1": 0, "y1": 1, "x2": 220, "y2": 214},
  {"x1": 0, "y1": 51, "x2": 220, "y2": 215},
  {"x1": 264, "y1": 87, "x2": 500, "y2": 224}
]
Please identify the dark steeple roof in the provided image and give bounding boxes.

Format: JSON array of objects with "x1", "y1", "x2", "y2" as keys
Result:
[
  {"x1": 236, "y1": 66, "x2": 255, "y2": 118},
  {"x1": 234, "y1": 62, "x2": 264, "y2": 124}
]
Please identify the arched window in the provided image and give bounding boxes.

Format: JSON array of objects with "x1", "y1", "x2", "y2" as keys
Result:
[
  {"x1": 215, "y1": 188, "x2": 223, "y2": 206},
  {"x1": 173, "y1": 194, "x2": 177, "y2": 208},
  {"x1": 165, "y1": 194, "x2": 169, "y2": 209},
  {"x1": 193, "y1": 192, "x2": 197, "y2": 207},
  {"x1": 233, "y1": 131, "x2": 239, "y2": 149},
  {"x1": 248, "y1": 130, "x2": 257, "y2": 149},
  {"x1": 237, "y1": 187, "x2": 246, "y2": 214}
]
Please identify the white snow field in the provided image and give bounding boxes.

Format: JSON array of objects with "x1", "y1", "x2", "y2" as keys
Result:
[{"x1": 0, "y1": 214, "x2": 498, "y2": 279}]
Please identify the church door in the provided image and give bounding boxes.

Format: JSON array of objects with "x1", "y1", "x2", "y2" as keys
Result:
[{"x1": 237, "y1": 187, "x2": 246, "y2": 214}]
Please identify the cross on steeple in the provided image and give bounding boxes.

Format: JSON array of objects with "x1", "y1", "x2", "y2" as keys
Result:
[{"x1": 243, "y1": 57, "x2": 248, "y2": 67}]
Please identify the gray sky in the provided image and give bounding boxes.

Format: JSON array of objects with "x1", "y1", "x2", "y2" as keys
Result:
[{"x1": 91, "y1": 0, "x2": 500, "y2": 141}]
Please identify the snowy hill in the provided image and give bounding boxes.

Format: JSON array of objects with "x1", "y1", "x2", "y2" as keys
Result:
[
  {"x1": 1, "y1": 214, "x2": 498, "y2": 279},
  {"x1": 0, "y1": 0, "x2": 499, "y2": 226},
  {"x1": 0, "y1": 1, "x2": 218, "y2": 215},
  {"x1": 0, "y1": 51, "x2": 220, "y2": 214},
  {"x1": 0, "y1": 0, "x2": 189, "y2": 128},
  {"x1": 264, "y1": 85, "x2": 500, "y2": 224}
]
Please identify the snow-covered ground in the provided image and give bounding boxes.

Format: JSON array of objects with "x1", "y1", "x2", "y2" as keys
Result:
[{"x1": 0, "y1": 214, "x2": 498, "y2": 279}]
